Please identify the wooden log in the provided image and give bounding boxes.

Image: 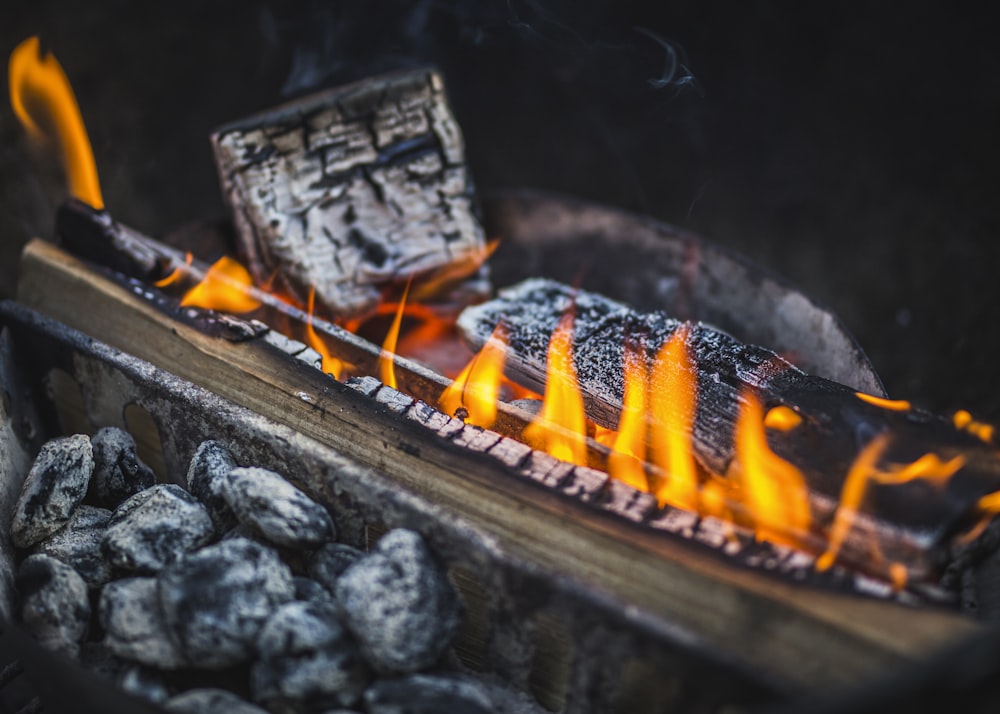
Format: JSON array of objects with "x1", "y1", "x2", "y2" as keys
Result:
[
  {"x1": 458, "y1": 278, "x2": 1000, "y2": 579},
  {"x1": 211, "y1": 68, "x2": 489, "y2": 319}
]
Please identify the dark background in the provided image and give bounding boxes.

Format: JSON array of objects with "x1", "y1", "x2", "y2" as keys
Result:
[{"x1": 2, "y1": 1, "x2": 999, "y2": 419}]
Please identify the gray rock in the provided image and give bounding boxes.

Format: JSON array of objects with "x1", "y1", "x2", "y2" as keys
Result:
[
  {"x1": 334, "y1": 529, "x2": 461, "y2": 673},
  {"x1": 223, "y1": 467, "x2": 335, "y2": 549},
  {"x1": 158, "y1": 537, "x2": 294, "y2": 668},
  {"x1": 103, "y1": 484, "x2": 214, "y2": 573},
  {"x1": 35, "y1": 505, "x2": 113, "y2": 587},
  {"x1": 165, "y1": 689, "x2": 269, "y2": 714},
  {"x1": 186, "y1": 440, "x2": 238, "y2": 533},
  {"x1": 80, "y1": 641, "x2": 124, "y2": 683},
  {"x1": 11, "y1": 435, "x2": 93, "y2": 548},
  {"x1": 90, "y1": 427, "x2": 155, "y2": 508},
  {"x1": 17, "y1": 553, "x2": 90, "y2": 658},
  {"x1": 251, "y1": 601, "x2": 368, "y2": 712},
  {"x1": 307, "y1": 543, "x2": 363, "y2": 593},
  {"x1": 118, "y1": 665, "x2": 170, "y2": 704},
  {"x1": 99, "y1": 577, "x2": 186, "y2": 669},
  {"x1": 292, "y1": 576, "x2": 339, "y2": 610},
  {"x1": 363, "y1": 674, "x2": 494, "y2": 714}
]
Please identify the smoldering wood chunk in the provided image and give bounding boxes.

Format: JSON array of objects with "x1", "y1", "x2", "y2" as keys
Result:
[
  {"x1": 11, "y1": 434, "x2": 93, "y2": 548},
  {"x1": 251, "y1": 601, "x2": 369, "y2": 711},
  {"x1": 186, "y1": 440, "x2": 239, "y2": 533},
  {"x1": 99, "y1": 577, "x2": 187, "y2": 669},
  {"x1": 164, "y1": 689, "x2": 269, "y2": 714},
  {"x1": 158, "y1": 537, "x2": 294, "y2": 668},
  {"x1": 307, "y1": 542, "x2": 364, "y2": 593},
  {"x1": 363, "y1": 674, "x2": 494, "y2": 714},
  {"x1": 17, "y1": 553, "x2": 90, "y2": 658},
  {"x1": 103, "y1": 484, "x2": 215, "y2": 573},
  {"x1": 89, "y1": 427, "x2": 155, "y2": 509},
  {"x1": 223, "y1": 467, "x2": 336, "y2": 549},
  {"x1": 335, "y1": 529, "x2": 462, "y2": 673},
  {"x1": 35, "y1": 505, "x2": 113, "y2": 587},
  {"x1": 212, "y1": 68, "x2": 489, "y2": 319}
]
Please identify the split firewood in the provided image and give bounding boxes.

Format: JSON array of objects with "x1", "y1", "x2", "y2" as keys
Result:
[
  {"x1": 211, "y1": 68, "x2": 490, "y2": 319},
  {"x1": 458, "y1": 278, "x2": 1000, "y2": 575}
]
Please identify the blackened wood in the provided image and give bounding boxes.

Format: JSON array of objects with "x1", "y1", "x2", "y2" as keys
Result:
[
  {"x1": 211, "y1": 68, "x2": 489, "y2": 319},
  {"x1": 458, "y1": 278, "x2": 1000, "y2": 578}
]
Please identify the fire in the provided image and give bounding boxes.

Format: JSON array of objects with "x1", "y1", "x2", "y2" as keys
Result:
[
  {"x1": 607, "y1": 340, "x2": 651, "y2": 492},
  {"x1": 733, "y1": 393, "x2": 811, "y2": 546},
  {"x1": 855, "y1": 392, "x2": 911, "y2": 411},
  {"x1": 378, "y1": 280, "x2": 411, "y2": 390},
  {"x1": 305, "y1": 288, "x2": 344, "y2": 379},
  {"x1": 954, "y1": 409, "x2": 994, "y2": 443},
  {"x1": 9, "y1": 37, "x2": 103, "y2": 209},
  {"x1": 764, "y1": 405, "x2": 802, "y2": 431},
  {"x1": 153, "y1": 252, "x2": 194, "y2": 288},
  {"x1": 409, "y1": 239, "x2": 501, "y2": 302},
  {"x1": 522, "y1": 309, "x2": 589, "y2": 466},
  {"x1": 439, "y1": 323, "x2": 509, "y2": 427},
  {"x1": 180, "y1": 256, "x2": 262, "y2": 313}
]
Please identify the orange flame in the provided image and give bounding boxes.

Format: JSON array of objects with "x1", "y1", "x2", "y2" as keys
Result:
[
  {"x1": 523, "y1": 309, "x2": 589, "y2": 466},
  {"x1": 409, "y1": 239, "x2": 501, "y2": 302},
  {"x1": 379, "y1": 280, "x2": 411, "y2": 390},
  {"x1": 9, "y1": 37, "x2": 103, "y2": 209},
  {"x1": 649, "y1": 324, "x2": 700, "y2": 510},
  {"x1": 305, "y1": 287, "x2": 344, "y2": 379},
  {"x1": 439, "y1": 323, "x2": 509, "y2": 427},
  {"x1": 954, "y1": 410, "x2": 995, "y2": 443},
  {"x1": 180, "y1": 256, "x2": 262, "y2": 313},
  {"x1": 607, "y1": 341, "x2": 651, "y2": 492},
  {"x1": 734, "y1": 393, "x2": 811, "y2": 546},
  {"x1": 764, "y1": 405, "x2": 802, "y2": 432},
  {"x1": 153, "y1": 252, "x2": 194, "y2": 288},
  {"x1": 855, "y1": 392, "x2": 911, "y2": 411}
]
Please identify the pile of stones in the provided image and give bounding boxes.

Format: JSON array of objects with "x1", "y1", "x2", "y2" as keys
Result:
[{"x1": 9, "y1": 429, "x2": 499, "y2": 713}]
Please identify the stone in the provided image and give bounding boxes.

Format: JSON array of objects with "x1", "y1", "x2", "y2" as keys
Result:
[
  {"x1": 335, "y1": 529, "x2": 461, "y2": 673},
  {"x1": 363, "y1": 674, "x2": 494, "y2": 714},
  {"x1": 11, "y1": 435, "x2": 93, "y2": 548},
  {"x1": 186, "y1": 440, "x2": 238, "y2": 533},
  {"x1": 90, "y1": 427, "x2": 155, "y2": 508},
  {"x1": 99, "y1": 577, "x2": 186, "y2": 669},
  {"x1": 35, "y1": 505, "x2": 113, "y2": 587},
  {"x1": 17, "y1": 553, "x2": 90, "y2": 658},
  {"x1": 103, "y1": 484, "x2": 214, "y2": 573},
  {"x1": 164, "y1": 689, "x2": 269, "y2": 714},
  {"x1": 291, "y1": 576, "x2": 339, "y2": 610},
  {"x1": 251, "y1": 601, "x2": 369, "y2": 711},
  {"x1": 118, "y1": 665, "x2": 170, "y2": 704},
  {"x1": 223, "y1": 467, "x2": 335, "y2": 549},
  {"x1": 158, "y1": 537, "x2": 294, "y2": 668},
  {"x1": 307, "y1": 543, "x2": 363, "y2": 593}
]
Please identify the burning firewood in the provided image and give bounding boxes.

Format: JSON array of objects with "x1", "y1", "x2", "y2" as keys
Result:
[{"x1": 211, "y1": 68, "x2": 490, "y2": 319}]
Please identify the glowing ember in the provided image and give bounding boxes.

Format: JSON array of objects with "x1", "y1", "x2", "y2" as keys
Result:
[
  {"x1": 305, "y1": 288, "x2": 344, "y2": 379},
  {"x1": 523, "y1": 309, "x2": 589, "y2": 466},
  {"x1": 180, "y1": 256, "x2": 262, "y2": 313},
  {"x1": 153, "y1": 252, "x2": 194, "y2": 288},
  {"x1": 855, "y1": 392, "x2": 911, "y2": 411},
  {"x1": 764, "y1": 405, "x2": 802, "y2": 432},
  {"x1": 379, "y1": 280, "x2": 411, "y2": 391},
  {"x1": 607, "y1": 340, "x2": 651, "y2": 492},
  {"x1": 9, "y1": 37, "x2": 103, "y2": 209},
  {"x1": 954, "y1": 409, "x2": 994, "y2": 443},
  {"x1": 734, "y1": 393, "x2": 811, "y2": 546},
  {"x1": 439, "y1": 323, "x2": 509, "y2": 428}
]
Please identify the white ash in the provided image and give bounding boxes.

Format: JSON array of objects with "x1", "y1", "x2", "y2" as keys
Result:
[
  {"x1": 157, "y1": 537, "x2": 294, "y2": 669},
  {"x1": 186, "y1": 440, "x2": 238, "y2": 533},
  {"x1": 250, "y1": 600, "x2": 369, "y2": 712},
  {"x1": 17, "y1": 553, "x2": 90, "y2": 659},
  {"x1": 306, "y1": 542, "x2": 364, "y2": 592},
  {"x1": 103, "y1": 484, "x2": 214, "y2": 573},
  {"x1": 223, "y1": 467, "x2": 335, "y2": 549},
  {"x1": 99, "y1": 577, "x2": 186, "y2": 669},
  {"x1": 89, "y1": 427, "x2": 155, "y2": 508},
  {"x1": 335, "y1": 529, "x2": 462, "y2": 673},
  {"x1": 164, "y1": 688, "x2": 269, "y2": 714},
  {"x1": 35, "y1": 505, "x2": 113, "y2": 587},
  {"x1": 364, "y1": 674, "x2": 494, "y2": 714},
  {"x1": 11, "y1": 434, "x2": 93, "y2": 548}
]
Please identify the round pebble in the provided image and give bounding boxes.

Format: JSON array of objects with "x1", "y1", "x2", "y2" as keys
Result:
[
  {"x1": 90, "y1": 427, "x2": 155, "y2": 508},
  {"x1": 223, "y1": 467, "x2": 335, "y2": 549},
  {"x1": 158, "y1": 537, "x2": 294, "y2": 668},
  {"x1": 103, "y1": 484, "x2": 214, "y2": 573},
  {"x1": 35, "y1": 505, "x2": 113, "y2": 587},
  {"x1": 100, "y1": 577, "x2": 186, "y2": 669},
  {"x1": 335, "y1": 529, "x2": 462, "y2": 673},
  {"x1": 11, "y1": 435, "x2": 93, "y2": 548},
  {"x1": 17, "y1": 553, "x2": 90, "y2": 658},
  {"x1": 186, "y1": 440, "x2": 238, "y2": 533},
  {"x1": 164, "y1": 688, "x2": 269, "y2": 714}
]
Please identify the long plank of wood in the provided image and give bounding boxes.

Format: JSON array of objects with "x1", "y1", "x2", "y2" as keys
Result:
[{"x1": 16, "y1": 238, "x2": 976, "y2": 691}]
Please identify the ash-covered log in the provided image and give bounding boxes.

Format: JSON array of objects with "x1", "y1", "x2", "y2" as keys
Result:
[{"x1": 211, "y1": 68, "x2": 490, "y2": 319}]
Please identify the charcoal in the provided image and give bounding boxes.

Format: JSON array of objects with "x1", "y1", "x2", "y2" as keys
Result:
[
  {"x1": 16, "y1": 553, "x2": 90, "y2": 658},
  {"x1": 80, "y1": 640, "x2": 124, "y2": 683},
  {"x1": 11, "y1": 434, "x2": 93, "y2": 548},
  {"x1": 158, "y1": 537, "x2": 294, "y2": 668},
  {"x1": 223, "y1": 467, "x2": 335, "y2": 549},
  {"x1": 251, "y1": 601, "x2": 369, "y2": 711},
  {"x1": 186, "y1": 440, "x2": 238, "y2": 533},
  {"x1": 292, "y1": 576, "x2": 339, "y2": 610},
  {"x1": 90, "y1": 427, "x2": 155, "y2": 508},
  {"x1": 363, "y1": 674, "x2": 494, "y2": 714},
  {"x1": 99, "y1": 577, "x2": 187, "y2": 669},
  {"x1": 118, "y1": 664, "x2": 170, "y2": 704},
  {"x1": 307, "y1": 543, "x2": 364, "y2": 592},
  {"x1": 35, "y1": 505, "x2": 113, "y2": 587},
  {"x1": 165, "y1": 689, "x2": 269, "y2": 714},
  {"x1": 334, "y1": 529, "x2": 461, "y2": 673},
  {"x1": 103, "y1": 484, "x2": 214, "y2": 573}
]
